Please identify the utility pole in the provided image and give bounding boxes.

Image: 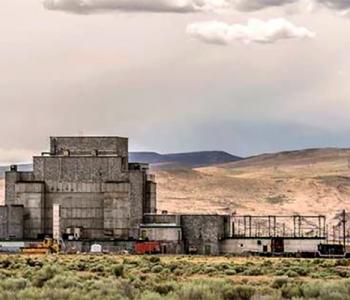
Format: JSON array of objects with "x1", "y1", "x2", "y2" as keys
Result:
[{"x1": 342, "y1": 209, "x2": 346, "y2": 249}]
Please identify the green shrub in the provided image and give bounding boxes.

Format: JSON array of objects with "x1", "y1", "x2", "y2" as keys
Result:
[
  {"x1": 32, "y1": 265, "x2": 58, "y2": 288},
  {"x1": 0, "y1": 259, "x2": 12, "y2": 269},
  {"x1": 281, "y1": 283, "x2": 302, "y2": 299},
  {"x1": 90, "y1": 263, "x2": 105, "y2": 273},
  {"x1": 274, "y1": 269, "x2": 286, "y2": 276},
  {"x1": 224, "y1": 269, "x2": 236, "y2": 276},
  {"x1": 271, "y1": 276, "x2": 289, "y2": 289},
  {"x1": 153, "y1": 282, "x2": 177, "y2": 295},
  {"x1": 311, "y1": 271, "x2": 331, "y2": 279},
  {"x1": 291, "y1": 266, "x2": 309, "y2": 276},
  {"x1": 0, "y1": 278, "x2": 27, "y2": 291},
  {"x1": 301, "y1": 282, "x2": 321, "y2": 298},
  {"x1": 243, "y1": 267, "x2": 263, "y2": 276},
  {"x1": 149, "y1": 256, "x2": 161, "y2": 264},
  {"x1": 336, "y1": 259, "x2": 350, "y2": 267},
  {"x1": 285, "y1": 270, "x2": 298, "y2": 278},
  {"x1": 233, "y1": 265, "x2": 246, "y2": 273},
  {"x1": 151, "y1": 265, "x2": 163, "y2": 273},
  {"x1": 139, "y1": 291, "x2": 163, "y2": 300},
  {"x1": 204, "y1": 267, "x2": 217, "y2": 274},
  {"x1": 223, "y1": 285, "x2": 255, "y2": 300},
  {"x1": 46, "y1": 274, "x2": 81, "y2": 289},
  {"x1": 113, "y1": 264, "x2": 124, "y2": 278},
  {"x1": 177, "y1": 282, "x2": 217, "y2": 300}
]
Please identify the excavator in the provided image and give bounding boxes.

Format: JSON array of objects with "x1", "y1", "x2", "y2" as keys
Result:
[{"x1": 21, "y1": 237, "x2": 62, "y2": 254}]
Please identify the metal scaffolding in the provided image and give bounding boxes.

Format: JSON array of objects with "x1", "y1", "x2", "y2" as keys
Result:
[{"x1": 232, "y1": 214, "x2": 326, "y2": 238}]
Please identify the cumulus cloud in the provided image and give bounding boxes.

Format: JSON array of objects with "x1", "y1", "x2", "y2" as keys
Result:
[
  {"x1": 186, "y1": 18, "x2": 315, "y2": 45},
  {"x1": 42, "y1": 0, "x2": 301, "y2": 14}
]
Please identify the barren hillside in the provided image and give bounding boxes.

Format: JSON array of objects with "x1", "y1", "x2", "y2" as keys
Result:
[{"x1": 154, "y1": 148, "x2": 350, "y2": 220}]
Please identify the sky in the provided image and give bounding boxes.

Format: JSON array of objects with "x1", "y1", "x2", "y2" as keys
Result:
[{"x1": 1, "y1": 0, "x2": 350, "y2": 163}]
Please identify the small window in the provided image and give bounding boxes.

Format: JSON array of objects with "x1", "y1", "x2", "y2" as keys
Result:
[
  {"x1": 257, "y1": 240, "x2": 262, "y2": 245},
  {"x1": 240, "y1": 244, "x2": 244, "y2": 247}
]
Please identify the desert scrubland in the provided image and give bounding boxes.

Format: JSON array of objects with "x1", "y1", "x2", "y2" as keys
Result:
[{"x1": 0, "y1": 255, "x2": 348, "y2": 299}]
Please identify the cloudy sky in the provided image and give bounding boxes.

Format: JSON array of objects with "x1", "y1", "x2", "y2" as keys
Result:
[{"x1": 1, "y1": 0, "x2": 350, "y2": 163}]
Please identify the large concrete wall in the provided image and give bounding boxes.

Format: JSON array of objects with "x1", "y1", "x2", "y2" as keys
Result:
[
  {"x1": 146, "y1": 181, "x2": 157, "y2": 214},
  {"x1": 33, "y1": 156, "x2": 128, "y2": 182},
  {"x1": 0, "y1": 205, "x2": 24, "y2": 239},
  {"x1": 5, "y1": 171, "x2": 19, "y2": 206},
  {"x1": 103, "y1": 182, "x2": 131, "y2": 239},
  {"x1": 15, "y1": 183, "x2": 44, "y2": 239},
  {"x1": 181, "y1": 215, "x2": 230, "y2": 255},
  {"x1": 129, "y1": 172, "x2": 146, "y2": 238},
  {"x1": 140, "y1": 226, "x2": 181, "y2": 242}
]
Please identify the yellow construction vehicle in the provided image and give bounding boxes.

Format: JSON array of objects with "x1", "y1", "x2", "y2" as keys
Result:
[{"x1": 21, "y1": 238, "x2": 61, "y2": 254}]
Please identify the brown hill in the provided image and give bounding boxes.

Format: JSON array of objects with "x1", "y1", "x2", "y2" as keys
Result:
[
  {"x1": 1, "y1": 148, "x2": 350, "y2": 220},
  {"x1": 153, "y1": 148, "x2": 350, "y2": 220}
]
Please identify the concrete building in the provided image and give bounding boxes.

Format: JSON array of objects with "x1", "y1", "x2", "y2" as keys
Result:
[{"x1": 4, "y1": 136, "x2": 156, "y2": 240}]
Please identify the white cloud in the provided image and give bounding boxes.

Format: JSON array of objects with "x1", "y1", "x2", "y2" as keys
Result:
[{"x1": 186, "y1": 18, "x2": 315, "y2": 45}]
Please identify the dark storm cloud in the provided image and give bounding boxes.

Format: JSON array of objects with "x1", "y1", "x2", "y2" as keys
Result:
[
  {"x1": 43, "y1": 0, "x2": 209, "y2": 14},
  {"x1": 42, "y1": 0, "x2": 298, "y2": 14},
  {"x1": 233, "y1": 0, "x2": 297, "y2": 11},
  {"x1": 316, "y1": 0, "x2": 350, "y2": 10}
]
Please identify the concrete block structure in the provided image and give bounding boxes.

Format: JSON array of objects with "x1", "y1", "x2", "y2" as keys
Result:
[
  {"x1": 4, "y1": 137, "x2": 156, "y2": 240},
  {"x1": 0, "y1": 205, "x2": 24, "y2": 239},
  {"x1": 181, "y1": 215, "x2": 231, "y2": 255},
  {"x1": 142, "y1": 213, "x2": 230, "y2": 255}
]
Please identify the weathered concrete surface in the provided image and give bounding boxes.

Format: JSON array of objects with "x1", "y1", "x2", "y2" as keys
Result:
[
  {"x1": 0, "y1": 205, "x2": 23, "y2": 239},
  {"x1": 140, "y1": 225, "x2": 181, "y2": 242},
  {"x1": 50, "y1": 136, "x2": 128, "y2": 158},
  {"x1": 143, "y1": 214, "x2": 181, "y2": 225},
  {"x1": 181, "y1": 215, "x2": 230, "y2": 255}
]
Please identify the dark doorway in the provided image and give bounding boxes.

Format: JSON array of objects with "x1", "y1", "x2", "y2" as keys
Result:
[
  {"x1": 271, "y1": 237, "x2": 284, "y2": 253},
  {"x1": 204, "y1": 245, "x2": 211, "y2": 255}
]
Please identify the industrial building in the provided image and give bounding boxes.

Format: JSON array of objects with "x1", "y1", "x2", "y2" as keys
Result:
[
  {"x1": 3, "y1": 137, "x2": 156, "y2": 240},
  {"x1": 0, "y1": 136, "x2": 333, "y2": 256}
]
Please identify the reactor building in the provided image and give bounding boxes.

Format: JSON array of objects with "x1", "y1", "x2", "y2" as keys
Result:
[{"x1": 4, "y1": 136, "x2": 156, "y2": 240}]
